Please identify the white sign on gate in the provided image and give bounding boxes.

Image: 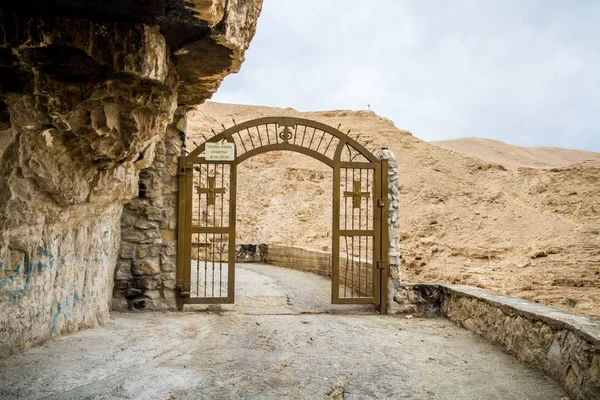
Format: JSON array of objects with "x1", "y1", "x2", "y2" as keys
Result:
[{"x1": 205, "y1": 142, "x2": 235, "y2": 161}]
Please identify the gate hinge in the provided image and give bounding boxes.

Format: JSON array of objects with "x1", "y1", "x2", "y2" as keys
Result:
[
  {"x1": 178, "y1": 156, "x2": 188, "y2": 176},
  {"x1": 377, "y1": 198, "x2": 386, "y2": 207},
  {"x1": 376, "y1": 260, "x2": 387, "y2": 269}
]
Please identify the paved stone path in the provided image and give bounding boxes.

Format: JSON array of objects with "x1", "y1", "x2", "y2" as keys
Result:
[{"x1": 0, "y1": 263, "x2": 566, "y2": 399}]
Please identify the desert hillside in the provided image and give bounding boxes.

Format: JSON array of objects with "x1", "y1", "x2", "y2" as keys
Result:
[
  {"x1": 433, "y1": 137, "x2": 600, "y2": 169},
  {"x1": 188, "y1": 102, "x2": 600, "y2": 318}
]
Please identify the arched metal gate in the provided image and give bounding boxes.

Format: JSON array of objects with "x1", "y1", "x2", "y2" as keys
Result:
[{"x1": 176, "y1": 117, "x2": 389, "y2": 312}]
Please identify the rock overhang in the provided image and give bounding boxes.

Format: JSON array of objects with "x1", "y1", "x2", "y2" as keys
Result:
[
  {"x1": 0, "y1": 0, "x2": 262, "y2": 106},
  {"x1": 0, "y1": 0, "x2": 262, "y2": 355}
]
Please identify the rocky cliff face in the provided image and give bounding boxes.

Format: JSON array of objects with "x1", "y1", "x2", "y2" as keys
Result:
[{"x1": 0, "y1": 0, "x2": 261, "y2": 356}]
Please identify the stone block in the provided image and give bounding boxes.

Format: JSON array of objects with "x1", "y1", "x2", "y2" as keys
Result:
[
  {"x1": 132, "y1": 277, "x2": 160, "y2": 291},
  {"x1": 161, "y1": 254, "x2": 176, "y2": 272},
  {"x1": 134, "y1": 220, "x2": 159, "y2": 230},
  {"x1": 162, "y1": 243, "x2": 177, "y2": 257},
  {"x1": 146, "y1": 206, "x2": 161, "y2": 215},
  {"x1": 120, "y1": 243, "x2": 135, "y2": 259},
  {"x1": 166, "y1": 142, "x2": 180, "y2": 155},
  {"x1": 121, "y1": 230, "x2": 147, "y2": 243},
  {"x1": 143, "y1": 290, "x2": 162, "y2": 300},
  {"x1": 115, "y1": 261, "x2": 132, "y2": 280},
  {"x1": 161, "y1": 230, "x2": 176, "y2": 241},
  {"x1": 150, "y1": 246, "x2": 160, "y2": 257},
  {"x1": 162, "y1": 272, "x2": 176, "y2": 280},
  {"x1": 132, "y1": 259, "x2": 161, "y2": 276},
  {"x1": 125, "y1": 288, "x2": 143, "y2": 299},
  {"x1": 163, "y1": 288, "x2": 178, "y2": 306},
  {"x1": 140, "y1": 237, "x2": 163, "y2": 245},
  {"x1": 162, "y1": 180, "x2": 178, "y2": 194},
  {"x1": 145, "y1": 231, "x2": 162, "y2": 240},
  {"x1": 166, "y1": 162, "x2": 179, "y2": 176},
  {"x1": 163, "y1": 279, "x2": 177, "y2": 289},
  {"x1": 121, "y1": 214, "x2": 135, "y2": 228},
  {"x1": 127, "y1": 200, "x2": 144, "y2": 211},
  {"x1": 138, "y1": 246, "x2": 148, "y2": 258}
]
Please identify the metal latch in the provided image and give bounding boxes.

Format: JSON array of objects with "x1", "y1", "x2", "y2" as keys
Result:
[
  {"x1": 377, "y1": 198, "x2": 386, "y2": 207},
  {"x1": 376, "y1": 260, "x2": 386, "y2": 269}
]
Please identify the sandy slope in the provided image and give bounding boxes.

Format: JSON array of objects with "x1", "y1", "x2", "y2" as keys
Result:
[
  {"x1": 432, "y1": 137, "x2": 600, "y2": 169},
  {"x1": 188, "y1": 101, "x2": 600, "y2": 318}
]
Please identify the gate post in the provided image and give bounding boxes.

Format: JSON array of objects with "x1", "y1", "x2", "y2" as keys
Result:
[{"x1": 379, "y1": 148, "x2": 402, "y2": 314}]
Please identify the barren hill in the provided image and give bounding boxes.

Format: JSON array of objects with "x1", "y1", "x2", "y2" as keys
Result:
[
  {"x1": 188, "y1": 101, "x2": 600, "y2": 318},
  {"x1": 432, "y1": 137, "x2": 600, "y2": 169}
]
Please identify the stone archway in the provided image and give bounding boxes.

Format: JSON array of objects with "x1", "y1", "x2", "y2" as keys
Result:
[{"x1": 176, "y1": 117, "x2": 398, "y2": 312}]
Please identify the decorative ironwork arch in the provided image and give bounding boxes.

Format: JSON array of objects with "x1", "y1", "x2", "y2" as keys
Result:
[
  {"x1": 187, "y1": 117, "x2": 379, "y2": 166},
  {"x1": 177, "y1": 116, "x2": 389, "y2": 312}
]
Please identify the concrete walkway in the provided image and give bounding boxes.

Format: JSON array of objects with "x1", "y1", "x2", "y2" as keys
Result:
[{"x1": 0, "y1": 264, "x2": 566, "y2": 399}]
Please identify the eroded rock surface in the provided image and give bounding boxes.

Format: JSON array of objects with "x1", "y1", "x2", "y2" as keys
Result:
[{"x1": 0, "y1": 0, "x2": 262, "y2": 356}]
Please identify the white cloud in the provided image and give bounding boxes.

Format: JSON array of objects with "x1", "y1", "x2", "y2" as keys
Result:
[{"x1": 213, "y1": 0, "x2": 600, "y2": 151}]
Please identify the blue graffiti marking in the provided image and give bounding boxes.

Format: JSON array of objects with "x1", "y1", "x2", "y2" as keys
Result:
[
  {"x1": 51, "y1": 302, "x2": 62, "y2": 335},
  {"x1": 35, "y1": 245, "x2": 57, "y2": 272},
  {"x1": 36, "y1": 246, "x2": 52, "y2": 258},
  {"x1": 5, "y1": 263, "x2": 34, "y2": 299}
]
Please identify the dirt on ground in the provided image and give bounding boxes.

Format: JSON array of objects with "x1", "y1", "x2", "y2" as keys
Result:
[
  {"x1": 188, "y1": 101, "x2": 600, "y2": 319},
  {"x1": 0, "y1": 264, "x2": 566, "y2": 399}
]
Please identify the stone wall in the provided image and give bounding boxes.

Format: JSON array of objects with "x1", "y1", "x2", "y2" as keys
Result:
[
  {"x1": 266, "y1": 244, "x2": 332, "y2": 276},
  {"x1": 263, "y1": 244, "x2": 378, "y2": 298},
  {"x1": 236, "y1": 244, "x2": 268, "y2": 263},
  {"x1": 395, "y1": 284, "x2": 600, "y2": 400},
  {"x1": 380, "y1": 149, "x2": 402, "y2": 313},
  {"x1": 112, "y1": 107, "x2": 186, "y2": 311}
]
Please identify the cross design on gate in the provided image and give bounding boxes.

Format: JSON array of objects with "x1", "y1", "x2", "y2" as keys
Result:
[
  {"x1": 196, "y1": 176, "x2": 226, "y2": 205},
  {"x1": 344, "y1": 180, "x2": 370, "y2": 208}
]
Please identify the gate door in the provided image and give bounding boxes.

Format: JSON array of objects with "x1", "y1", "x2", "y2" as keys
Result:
[
  {"x1": 177, "y1": 117, "x2": 388, "y2": 309},
  {"x1": 332, "y1": 143, "x2": 383, "y2": 305},
  {"x1": 177, "y1": 156, "x2": 236, "y2": 303}
]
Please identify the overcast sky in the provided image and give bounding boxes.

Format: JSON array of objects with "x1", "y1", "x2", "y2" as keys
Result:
[{"x1": 212, "y1": 1, "x2": 600, "y2": 152}]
